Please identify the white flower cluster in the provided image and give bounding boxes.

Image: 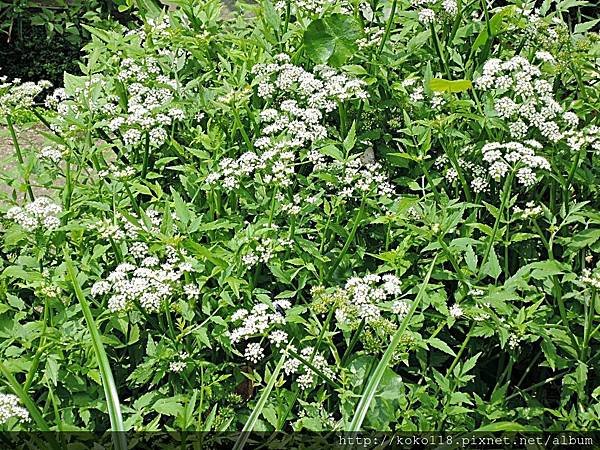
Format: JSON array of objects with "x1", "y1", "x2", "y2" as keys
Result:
[
  {"x1": 357, "y1": 27, "x2": 385, "y2": 50},
  {"x1": 169, "y1": 351, "x2": 189, "y2": 373},
  {"x1": 449, "y1": 303, "x2": 463, "y2": 318},
  {"x1": 6, "y1": 197, "x2": 62, "y2": 232},
  {"x1": 283, "y1": 346, "x2": 336, "y2": 390},
  {"x1": 98, "y1": 165, "x2": 136, "y2": 180},
  {"x1": 91, "y1": 245, "x2": 193, "y2": 313},
  {"x1": 40, "y1": 145, "x2": 65, "y2": 163},
  {"x1": 401, "y1": 78, "x2": 445, "y2": 110},
  {"x1": 0, "y1": 393, "x2": 29, "y2": 424},
  {"x1": 513, "y1": 7, "x2": 565, "y2": 49},
  {"x1": 46, "y1": 57, "x2": 184, "y2": 147},
  {"x1": 208, "y1": 55, "x2": 367, "y2": 190},
  {"x1": 412, "y1": 0, "x2": 458, "y2": 25},
  {"x1": 334, "y1": 273, "x2": 402, "y2": 326},
  {"x1": 0, "y1": 76, "x2": 51, "y2": 116},
  {"x1": 434, "y1": 153, "x2": 490, "y2": 193},
  {"x1": 45, "y1": 75, "x2": 109, "y2": 134},
  {"x1": 111, "y1": 57, "x2": 183, "y2": 147},
  {"x1": 507, "y1": 333, "x2": 522, "y2": 350},
  {"x1": 274, "y1": 0, "x2": 337, "y2": 14},
  {"x1": 242, "y1": 235, "x2": 294, "y2": 269},
  {"x1": 311, "y1": 156, "x2": 395, "y2": 200},
  {"x1": 564, "y1": 125, "x2": 600, "y2": 154},
  {"x1": 580, "y1": 268, "x2": 600, "y2": 290},
  {"x1": 277, "y1": 192, "x2": 318, "y2": 216},
  {"x1": 475, "y1": 55, "x2": 576, "y2": 142},
  {"x1": 228, "y1": 300, "x2": 292, "y2": 363},
  {"x1": 513, "y1": 201, "x2": 543, "y2": 219},
  {"x1": 481, "y1": 140, "x2": 550, "y2": 187}
]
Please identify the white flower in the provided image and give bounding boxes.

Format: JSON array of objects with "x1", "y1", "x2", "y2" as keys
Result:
[
  {"x1": 418, "y1": 8, "x2": 436, "y2": 24},
  {"x1": 268, "y1": 330, "x2": 288, "y2": 347},
  {"x1": 244, "y1": 342, "x2": 264, "y2": 363},
  {"x1": 6, "y1": 198, "x2": 62, "y2": 232},
  {"x1": 40, "y1": 146, "x2": 64, "y2": 163},
  {"x1": 184, "y1": 284, "x2": 201, "y2": 299},
  {"x1": 0, "y1": 393, "x2": 30, "y2": 424},
  {"x1": 169, "y1": 351, "x2": 189, "y2": 373},
  {"x1": 91, "y1": 281, "x2": 111, "y2": 297},
  {"x1": 392, "y1": 299, "x2": 411, "y2": 318},
  {"x1": 442, "y1": 0, "x2": 457, "y2": 15},
  {"x1": 580, "y1": 269, "x2": 600, "y2": 289},
  {"x1": 449, "y1": 304, "x2": 463, "y2": 318}
]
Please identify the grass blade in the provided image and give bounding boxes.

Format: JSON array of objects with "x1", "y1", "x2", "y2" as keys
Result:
[
  {"x1": 0, "y1": 361, "x2": 49, "y2": 431},
  {"x1": 232, "y1": 352, "x2": 287, "y2": 450},
  {"x1": 347, "y1": 254, "x2": 438, "y2": 431},
  {"x1": 64, "y1": 247, "x2": 127, "y2": 450}
]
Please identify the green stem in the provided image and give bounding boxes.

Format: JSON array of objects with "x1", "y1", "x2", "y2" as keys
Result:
[
  {"x1": 430, "y1": 23, "x2": 451, "y2": 79},
  {"x1": 341, "y1": 319, "x2": 365, "y2": 366},
  {"x1": 141, "y1": 131, "x2": 150, "y2": 179},
  {"x1": 326, "y1": 197, "x2": 366, "y2": 280},
  {"x1": 478, "y1": 172, "x2": 513, "y2": 279},
  {"x1": 6, "y1": 115, "x2": 34, "y2": 201},
  {"x1": 0, "y1": 361, "x2": 54, "y2": 437},
  {"x1": 377, "y1": 0, "x2": 397, "y2": 55},
  {"x1": 446, "y1": 322, "x2": 475, "y2": 376},
  {"x1": 286, "y1": 349, "x2": 342, "y2": 390},
  {"x1": 505, "y1": 371, "x2": 567, "y2": 402},
  {"x1": 276, "y1": 308, "x2": 336, "y2": 430}
]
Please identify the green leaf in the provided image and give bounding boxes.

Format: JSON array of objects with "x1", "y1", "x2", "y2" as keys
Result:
[
  {"x1": 464, "y1": 245, "x2": 478, "y2": 273},
  {"x1": 429, "y1": 78, "x2": 472, "y2": 93},
  {"x1": 172, "y1": 190, "x2": 190, "y2": 228},
  {"x1": 153, "y1": 398, "x2": 183, "y2": 417},
  {"x1": 484, "y1": 247, "x2": 501, "y2": 280},
  {"x1": 303, "y1": 14, "x2": 362, "y2": 66},
  {"x1": 471, "y1": 7, "x2": 512, "y2": 54},
  {"x1": 0, "y1": 361, "x2": 55, "y2": 438},
  {"x1": 574, "y1": 18, "x2": 600, "y2": 34},
  {"x1": 428, "y1": 337, "x2": 456, "y2": 356},
  {"x1": 568, "y1": 228, "x2": 600, "y2": 251},
  {"x1": 262, "y1": 406, "x2": 278, "y2": 428},
  {"x1": 319, "y1": 145, "x2": 345, "y2": 161},
  {"x1": 343, "y1": 121, "x2": 357, "y2": 152},
  {"x1": 541, "y1": 339, "x2": 558, "y2": 371},
  {"x1": 64, "y1": 248, "x2": 127, "y2": 449},
  {"x1": 476, "y1": 421, "x2": 529, "y2": 432},
  {"x1": 233, "y1": 353, "x2": 287, "y2": 450}
]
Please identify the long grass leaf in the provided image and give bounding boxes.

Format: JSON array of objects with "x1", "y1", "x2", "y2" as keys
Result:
[
  {"x1": 232, "y1": 353, "x2": 287, "y2": 450},
  {"x1": 0, "y1": 361, "x2": 49, "y2": 431},
  {"x1": 64, "y1": 248, "x2": 127, "y2": 450},
  {"x1": 347, "y1": 254, "x2": 438, "y2": 431}
]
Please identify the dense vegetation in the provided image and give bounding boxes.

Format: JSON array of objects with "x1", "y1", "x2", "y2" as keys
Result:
[{"x1": 0, "y1": 0, "x2": 599, "y2": 442}]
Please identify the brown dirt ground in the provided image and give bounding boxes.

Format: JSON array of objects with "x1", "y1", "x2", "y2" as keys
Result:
[{"x1": 0, "y1": 123, "x2": 56, "y2": 199}]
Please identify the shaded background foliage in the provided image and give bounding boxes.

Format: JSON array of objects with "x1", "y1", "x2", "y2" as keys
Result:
[{"x1": 0, "y1": 0, "x2": 137, "y2": 85}]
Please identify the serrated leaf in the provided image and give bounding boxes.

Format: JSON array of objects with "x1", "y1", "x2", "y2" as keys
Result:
[
  {"x1": 464, "y1": 245, "x2": 478, "y2": 272},
  {"x1": 428, "y1": 337, "x2": 456, "y2": 356},
  {"x1": 484, "y1": 247, "x2": 501, "y2": 280},
  {"x1": 153, "y1": 398, "x2": 183, "y2": 417}
]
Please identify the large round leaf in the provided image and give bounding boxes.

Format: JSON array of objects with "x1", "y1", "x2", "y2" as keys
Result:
[{"x1": 303, "y1": 14, "x2": 362, "y2": 67}]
